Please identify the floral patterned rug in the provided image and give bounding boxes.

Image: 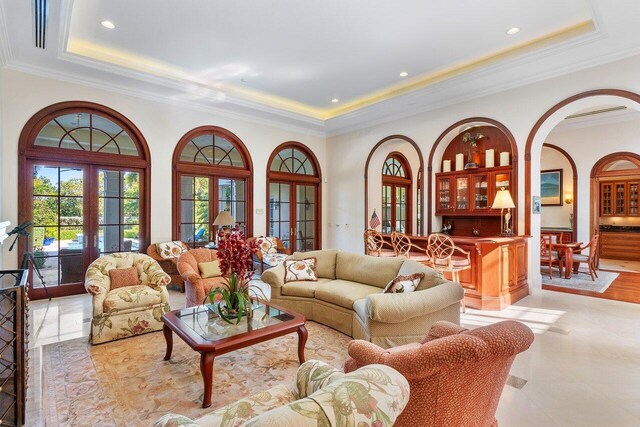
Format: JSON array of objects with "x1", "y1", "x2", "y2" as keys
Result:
[{"x1": 42, "y1": 321, "x2": 350, "y2": 426}]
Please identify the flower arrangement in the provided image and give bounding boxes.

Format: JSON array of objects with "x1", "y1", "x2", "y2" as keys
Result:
[{"x1": 204, "y1": 227, "x2": 265, "y2": 324}]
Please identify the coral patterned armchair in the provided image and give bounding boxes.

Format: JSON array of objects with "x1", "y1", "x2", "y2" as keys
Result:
[
  {"x1": 155, "y1": 360, "x2": 410, "y2": 427},
  {"x1": 177, "y1": 248, "x2": 227, "y2": 307},
  {"x1": 85, "y1": 252, "x2": 171, "y2": 344},
  {"x1": 344, "y1": 320, "x2": 534, "y2": 427}
]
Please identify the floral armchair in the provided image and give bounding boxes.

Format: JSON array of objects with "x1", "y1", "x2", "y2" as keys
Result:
[
  {"x1": 248, "y1": 236, "x2": 291, "y2": 272},
  {"x1": 147, "y1": 241, "x2": 190, "y2": 292},
  {"x1": 85, "y1": 252, "x2": 171, "y2": 344},
  {"x1": 154, "y1": 359, "x2": 410, "y2": 427}
]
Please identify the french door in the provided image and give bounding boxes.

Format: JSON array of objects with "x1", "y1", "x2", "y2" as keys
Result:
[
  {"x1": 27, "y1": 161, "x2": 145, "y2": 299},
  {"x1": 268, "y1": 181, "x2": 318, "y2": 251},
  {"x1": 381, "y1": 183, "x2": 410, "y2": 234},
  {"x1": 177, "y1": 174, "x2": 248, "y2": 246}
]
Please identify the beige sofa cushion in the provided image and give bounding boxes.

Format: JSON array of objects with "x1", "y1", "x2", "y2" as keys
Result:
[
  {"x1": 315, "y1": 279, "x2": 381, "y2": 309},
  {"x1": 335, "y1": 252, "x2": 403, "y2": 288},
  {"x1": 281, "y1": 278, "x2": 332, "y2": 298},
  {"x1": 398, "y1": 260, "x2": 445, "y2": 291},
  {"x1": 292, "y1": 249, "x2": 339, "y2": 279}
]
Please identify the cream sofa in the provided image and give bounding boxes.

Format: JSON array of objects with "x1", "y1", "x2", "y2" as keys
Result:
[{"x1": 262, "y1": 250, "x2": 464, "y2": 348}]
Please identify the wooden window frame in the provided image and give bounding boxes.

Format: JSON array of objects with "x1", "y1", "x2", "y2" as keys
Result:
[
  {"x1": 172, "y1": 126, "x2": 254, "y2": 241},
  {"x1": 18, "y1": 101, "x2": 151, "y2": 300},
  {"x1": 381, "y1": 152, "x2": 412, "y2": 234},
  {"x1": 266, "y1": 141, "x2": 322, "y2": 250}
]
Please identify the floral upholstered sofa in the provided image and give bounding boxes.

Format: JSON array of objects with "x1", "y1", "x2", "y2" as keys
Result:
[
  {"x1": 154, "y1": 360, "x2": 410, "y2": 427},
  {"x1": 85, "y1": 252, "x2": 171, "y2": 344}
]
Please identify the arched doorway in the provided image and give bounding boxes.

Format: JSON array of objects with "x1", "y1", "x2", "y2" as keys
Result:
[
  {"x1": 19, "y1": 101, "x2": 151, "y2": 299},
  {"x1": 267, "y1": 142, "x2": 322, "y2": 251},
  {"x1": 364, "y1": 135, "x2": 424, "y2": 236},
  {"x1": 381, "y1": 152, "x2": 413, "y2": 234},
  {"x1": 525, "y1": 89, "x2": 640, "y2": 288},
  {"x1": 172, "y1": 126, "x2": 254, "y2": 246}
]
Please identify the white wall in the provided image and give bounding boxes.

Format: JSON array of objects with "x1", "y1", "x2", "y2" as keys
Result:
[
  {"x1": 545, "y1": 116, "x2": 640, "y2": 241},
  {"x1": 327, "y1": 53, "x2": 640, "y2": 291},
  {"x1": 540, "y1": 146, "x2": 573, "y2": 229},
  {"x1": 0, "y1": 69, "x2": 326, "y2": 268}
]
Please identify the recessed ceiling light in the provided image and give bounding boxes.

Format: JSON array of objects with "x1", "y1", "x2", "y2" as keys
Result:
[
  {"x1": 331, "y1": 98, "x2": 339, "y2": 103},
  {"x1": 399, "y1": 72, "x2": 409, "y2": 77},
  {"x1": 506, "y1": 27, "x2": 520, "y2": 35},
  {"x1": 101, "y1": 20, "x2": 116, "y2": 29}
]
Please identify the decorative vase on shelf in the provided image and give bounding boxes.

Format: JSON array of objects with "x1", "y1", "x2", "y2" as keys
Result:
[{"x1": 462, "y1": 132, "x2": 485, "y2": 170}]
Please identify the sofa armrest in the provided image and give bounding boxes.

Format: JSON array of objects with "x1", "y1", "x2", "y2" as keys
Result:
[
  {"x1": 367, "y1": 280, "x2": 463, "y2": 324},
  {"x1": 262, "y1": 264, "x2": 286, "y2": 288},
  {"x1": 296, "y1": 360, "x2": 345, "y2": 398},
  {"x1": 154, "y1": 414, "x2": 200, "y2": 427},
  {"x1": 421, "y1": 320, "x2": 467, "y2": 343},
  {"x1": 344, "y1": 340, "x2": 386, "y2": 373}
]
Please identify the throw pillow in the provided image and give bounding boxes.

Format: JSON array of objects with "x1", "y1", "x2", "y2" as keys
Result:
[
  {"x1": 109, "y1": 266, "x2": 140, "y2": 289},
  {"x1": 257, "y1": 236, "x2": 279, "y2": 254},
  {"x1": 156, "y1": 241, "x2": 187, "y2": 259},
  {"x1": 383, "y1": 272, "x2": 425, "y2": 294},
  {"x1": 199, "y1": 260, "x2": 223, "y2": 279},
  {"x1": 284, "y1": 258, "x2": 318, "y2": 282}
]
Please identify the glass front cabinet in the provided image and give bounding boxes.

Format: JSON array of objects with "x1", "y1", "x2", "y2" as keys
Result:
[
  {"x1": 435, "y1": 167, "x2": 512, "y2": 215},
  {"x1": 601, "y1": 180, "x2": 640, "y2": 217}
]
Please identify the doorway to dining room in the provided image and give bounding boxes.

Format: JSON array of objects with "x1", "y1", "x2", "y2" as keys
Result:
[{"x1": 526, "y1": 90, "x2": 640, "y2": 303}]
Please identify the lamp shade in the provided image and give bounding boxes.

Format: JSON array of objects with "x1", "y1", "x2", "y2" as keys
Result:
[
  {"x1": 212, "y1": 210, "x2": 235, "y2": 226},
  {"x1": 491, "y1": 188, "x2": 515, "y2": 209}
]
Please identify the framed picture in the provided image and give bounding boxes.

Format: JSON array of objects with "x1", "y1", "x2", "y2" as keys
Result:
[
  {"x1": 532, "y1": 196, "x2": 541, "y2": 214},
  {"x1": 541, "y1": 169, "x2": 563, "y2": 206}
]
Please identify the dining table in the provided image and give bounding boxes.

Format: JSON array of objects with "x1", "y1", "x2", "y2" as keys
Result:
[{"x1": 553, "y1": 242, "x2": 582, "y2": 279}]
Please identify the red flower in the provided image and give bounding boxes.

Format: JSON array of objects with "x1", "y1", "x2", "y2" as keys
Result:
[{"x1": 216, "y1": 227, "x2": 258, "y2": 282}]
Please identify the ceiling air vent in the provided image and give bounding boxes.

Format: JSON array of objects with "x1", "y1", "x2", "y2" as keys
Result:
[{"x1": 33, "y1": 0, "x2": 48, "y2": 49}]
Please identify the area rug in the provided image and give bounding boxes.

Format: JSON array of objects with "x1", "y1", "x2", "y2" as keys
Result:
[
  {"x1": 541, "y1": 267, "x2": 618, "y2": 293},
  {"x1": 42, "y1": 321, "x2": 350, "y2": 427}
]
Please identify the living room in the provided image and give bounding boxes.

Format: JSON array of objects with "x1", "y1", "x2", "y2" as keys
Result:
[{"x1": 1, "y1": 1, "x2": 640, "y2": 426}]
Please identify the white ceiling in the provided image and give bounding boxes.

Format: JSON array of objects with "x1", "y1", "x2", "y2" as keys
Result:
[{"x1": 1, "y1": 1, "x2": 640, "y2": 135}]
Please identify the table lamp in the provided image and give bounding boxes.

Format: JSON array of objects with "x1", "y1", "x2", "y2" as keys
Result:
[
  {"x1": 212, "y1": 210, "x2": 235, "y2": 242},
  {"x1": 492, "y1": 188, "x2": 515, "y2": 236}
]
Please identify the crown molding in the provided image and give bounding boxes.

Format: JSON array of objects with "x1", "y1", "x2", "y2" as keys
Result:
[
  {"x1": 325, "y1": 42, "x2": 640, "y2": 137},
  {"x1": 0, "y1": 1, "x2": 13, "y2": 66},
  {"x1": 4, "y1": 60, "x2": 326, "y2": 137}
]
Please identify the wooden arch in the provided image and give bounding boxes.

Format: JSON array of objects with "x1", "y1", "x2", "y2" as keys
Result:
[
  {"x1": 364, "y1": 135, "x2": 424, "y2": 235},
  {"x1": 172, "y1": 125, "x2": 254, "y2": 238},
  {"x1": 524, "y1": 89, "x2": 640, "y2": 236},
  {"x1": 427, "y1": 118, "x2": 518, "y2": 234}
]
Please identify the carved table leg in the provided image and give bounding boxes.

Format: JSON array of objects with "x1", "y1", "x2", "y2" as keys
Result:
[
  {"x1": 565, "y1": 248, "x2": 574, "y2": 279},
  {"x1": 297, "y1": 325, "x2": 308, "y2": 364},
  {"x1": 163, "y1": 324, "x2": 173, "y2": 361},
  {"x1": 200, "y1": 351, "x2": 215, "y2": 408}
]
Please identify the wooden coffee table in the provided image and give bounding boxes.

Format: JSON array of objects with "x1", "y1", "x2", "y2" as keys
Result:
[{"x1": 162, "y1": 300, "x2": 307, "y2": 408}]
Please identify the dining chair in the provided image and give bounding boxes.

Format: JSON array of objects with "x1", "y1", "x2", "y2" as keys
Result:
[
  {"x1": 572, "y1": 234, "x2": 600, "y2": 281},
  {"x1": 540, "y1": 235, "x2": 562, "y2": 279},
  {"x1": 390, "y1": 231, "x2": 430, "y2": 261},
  {"x1": 363, "y1": 229, "x2": 395, "y2": 257}
]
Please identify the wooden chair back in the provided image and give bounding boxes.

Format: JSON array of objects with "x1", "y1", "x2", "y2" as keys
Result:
[
  {"x1": 540, "y1": 235, "x2": 553, "y2": 257},
  {"x1": 390, "y1": 231, "x2": 412, "y2": 257},
  {"x1": 426, "y1": 233, "x2": 455, "y2": 263},
  {"x1": 364, "y1": 229, "x2": 385, "y2": 256}
]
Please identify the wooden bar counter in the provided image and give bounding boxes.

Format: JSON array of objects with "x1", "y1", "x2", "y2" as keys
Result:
[{"x1": 387, "y1": 234, "x2": 529, "y2": 310}]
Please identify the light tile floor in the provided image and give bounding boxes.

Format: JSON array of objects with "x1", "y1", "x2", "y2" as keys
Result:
[
  {"x1": 599, "y1": 257, "x2": 640, "y2": 273},
  {"x1": 26, "y1": 285, "x2": 640, "y2": 426}
]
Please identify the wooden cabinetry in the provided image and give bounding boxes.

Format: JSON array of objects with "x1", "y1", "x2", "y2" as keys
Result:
[
  {"x1": 600, "y1": 232, "x2": 640, "y2": 261},
  {"x1": 435, "y1": 167, "x2": 512, "y2": 216},
  {"x1": 600, "y1": 180, "x2": 640, "y2": 217}
]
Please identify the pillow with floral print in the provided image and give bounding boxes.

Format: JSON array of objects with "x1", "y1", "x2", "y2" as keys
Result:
[
  {"x1": 156, "y1": 241, "x2": 187, "y2": 259},
  {"x1": 257, "y1": 236, "x2": 279, "y2": 254},
  {"x1": 284, "y1": 258, "x2": 318, "y2": 282},
  {"x1": 383, "y1": 272, "x2": 425, "y2": 294}
]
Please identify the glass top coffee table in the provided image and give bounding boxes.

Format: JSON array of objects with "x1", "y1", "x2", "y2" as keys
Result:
[{"x1": 162, "y1": 300, "x2": 307, "y2": 408}]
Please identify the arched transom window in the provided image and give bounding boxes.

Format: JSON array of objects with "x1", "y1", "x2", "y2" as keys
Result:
[
  {"x1": 381, "y1": 152, "x2": 412, "y2": 234},
  {"x1": 267, "y1": 142, "x2": 321, "y2": 252},
  {"x1": 19, "y1": 101, "x2": 150, "y2": 300},
  {"x1": 173, "y1": 126, "x2": 253, "y2": 245}
]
